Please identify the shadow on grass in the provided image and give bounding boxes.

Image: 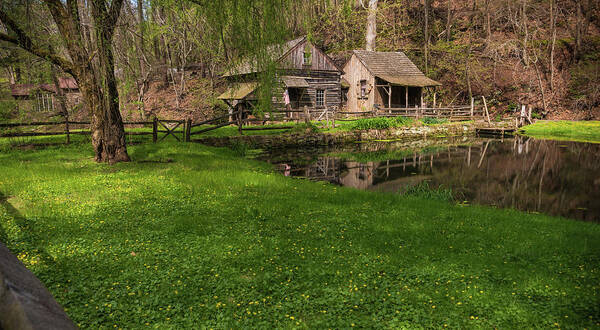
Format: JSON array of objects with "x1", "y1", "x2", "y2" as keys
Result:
[{"x1": 0, "y1": 191, "x2": 56, "y2": 267}]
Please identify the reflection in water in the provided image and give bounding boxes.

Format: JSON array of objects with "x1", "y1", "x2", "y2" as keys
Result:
[{"x1": 261, "y1": 137, "x2": 600, "y2": 222}]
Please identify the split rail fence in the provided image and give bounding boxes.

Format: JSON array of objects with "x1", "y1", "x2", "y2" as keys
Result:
[
  {"x1": 0, "y1": 117, "x2": 187, "y2": 143},
  {"x1": 1, "y1": 97, "x2": 497, "y2": 143}
]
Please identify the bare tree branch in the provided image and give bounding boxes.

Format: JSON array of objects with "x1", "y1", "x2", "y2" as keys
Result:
[{"x1": 0, "y1": 9, "x2": 74, "y2": 74}]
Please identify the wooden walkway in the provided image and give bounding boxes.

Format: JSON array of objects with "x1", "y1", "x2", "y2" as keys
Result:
[{"x1": 475, "y1": 127, "x2": 516, "y2": 137}]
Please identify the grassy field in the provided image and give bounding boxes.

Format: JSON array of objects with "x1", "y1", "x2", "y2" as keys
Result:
[
  {"x1": 519, "y1": 120, "x2": 600, "y2": 143},
  {"x1": 0, "y1": 139, "x2": 599, "y2": 328}
]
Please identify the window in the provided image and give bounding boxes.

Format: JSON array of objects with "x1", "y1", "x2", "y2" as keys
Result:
[
  {"x1": 303, "y1": 44, "x2": 312, "y2": 65},
  {"x1": 316, "y1": 89, "x2": 325, "y2": 107},
  {"x1": 360, "y1": 80, "x2": 368, "y2": 98}
]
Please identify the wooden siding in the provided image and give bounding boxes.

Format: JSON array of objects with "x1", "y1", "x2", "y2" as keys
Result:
[
  {"x1": 343, "y1": 54, "x2": 425, "y2": 112},
  {"x1": 342, "y1": 54, "x2": 376, "y2": 113},
  {"x1": 279, "y1": 40, "x2": 339, "y2": 72},
  {"x1": 270, "y1": 71, "x2": 341, "y2": 111}
]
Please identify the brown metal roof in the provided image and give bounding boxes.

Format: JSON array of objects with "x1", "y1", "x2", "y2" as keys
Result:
[
  {"x1": 58, "y1": 77, "x2": 78, "y2": 90},
  {"x1": 10, "y1": 78, "x2": 77, "y2": 97},
  {"x1": 10, "y1": 84, "x2": 35, "y2": 96},
  {"x1": 10, "y1": 84, "x2": 57, "y2": 97},
  {"x1": 353, "y1": 50, "x2": 441, "y2": 87}
]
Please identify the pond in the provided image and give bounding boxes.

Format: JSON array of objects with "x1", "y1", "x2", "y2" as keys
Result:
[{"x1": 258, "y1": 136, "x2": 600, "y2": 222}]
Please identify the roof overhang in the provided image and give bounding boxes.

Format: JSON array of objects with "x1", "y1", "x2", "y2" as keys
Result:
[
  {"x1": 281, "y1": 76, "x2": 309, "y2": 88},
  {"x1": 217, "y1": 82, "x2": 259, "y2": 100},
  {"x1": 377, "y1": 75, "x2": 442, "y2": 87},
  {"x1": 341, "y1": 78, "x2": 350, "y2": 88}
]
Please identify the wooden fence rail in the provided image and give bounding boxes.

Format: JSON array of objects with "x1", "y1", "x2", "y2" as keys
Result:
[
  {"x1": 0, "y1": 117, "x2": 186, "y2": 143},
  {"x1": 1, "y1": 96, "x2": 499, "y2": 143}
]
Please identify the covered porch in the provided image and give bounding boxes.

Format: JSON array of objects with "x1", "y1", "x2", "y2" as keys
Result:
[
  {"x1": 374, "y1": 75, "x2": 442, "y2": 109},
  {"x1": 217, "y1": 82, "x2": 259, "y2": 122}
]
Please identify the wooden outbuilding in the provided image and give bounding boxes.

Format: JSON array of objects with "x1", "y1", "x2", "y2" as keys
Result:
[
  {"x1": 218, "y1": 36, "x2": 343, "y2": 116},
  {"x1": 342, "y1": 50, "x2": 441, "y2": 113},
  {"x1": 10, "y1": 77, "x2": 81, "y2": 112}
]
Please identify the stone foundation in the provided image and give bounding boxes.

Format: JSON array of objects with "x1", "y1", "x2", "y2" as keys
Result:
[{"x1": 196, "y1": 123, "x2": 476, "y2": 149}]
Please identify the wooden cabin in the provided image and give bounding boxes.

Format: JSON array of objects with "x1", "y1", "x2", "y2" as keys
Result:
[
  {"x1": 218, "y1": 36, "x2": 343, "y2": 116},
  {"x1": 10, "y1": 78, "x2": 81, "y2": 113},
  {"x1": 342, "y1": 50, "x2": 441, "y2": 113}
]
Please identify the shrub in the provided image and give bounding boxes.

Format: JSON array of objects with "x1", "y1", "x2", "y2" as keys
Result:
[
  {"x1": 351, "y1": 116, "x2": 412, "y2": 130},
  {"x1": 290, "y1": 121, "x2": 319, "y2": 133},
  {"x1": 0, "y1": 100, "x2": 16, "y2": 122},
  {"x1": 421, "y1": 117, "x2": 448, "y2": 125},
  {"x1": 403, "y1": 181, "x2": 453, "y2": 201},
  {"x1": 230, "y1": 140, "x2": 250, "y2": 156}
]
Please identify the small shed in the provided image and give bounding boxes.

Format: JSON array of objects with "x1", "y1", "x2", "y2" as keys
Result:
[
  {"x1": 10, "y1": 78, "x2": 81, "y2": 112},
  {"x1": 342, "y1": 50, "x2": 441, "y2": 113}
]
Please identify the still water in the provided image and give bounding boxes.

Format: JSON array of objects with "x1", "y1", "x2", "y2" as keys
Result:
[{"x1": 259, "y1": 136, "x2": 600, "y2": 222}]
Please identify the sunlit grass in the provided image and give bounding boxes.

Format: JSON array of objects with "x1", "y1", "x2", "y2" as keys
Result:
[
  {"x1": 520, "y1": 120, "x2": 600, "y2": 143},
  {"x1": 0, "y1": 140, "x2": 598, "y2": 328}
]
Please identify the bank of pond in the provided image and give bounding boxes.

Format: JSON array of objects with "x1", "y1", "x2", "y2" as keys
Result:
[
  {"x1": 259, "y1": 136, "x2": 600, "y2": 222},
  {"x1": 0, "y1": 129, "x2": 598, "y2": 328}
]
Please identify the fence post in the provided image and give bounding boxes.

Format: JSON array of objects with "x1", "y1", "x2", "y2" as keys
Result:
[
  {"x1": 185, "y1": 118, "x2": 192, "y2": 142},
  {"x1": 152, "y1": 117, "x2": 158, "y2": 143},
  {"x1": 482, "y1": 96, "x2": 491, "y2": 125},
  {"x1": 303, "y1": 106, "x2": 310, "y2": 125},
  {"x1": 332, "y1": 107, "x2": 336, "y2": 128},
  {"x1": 237, "y1": 109, "x2": 243, "y2": 135},
  {"x1": 64, "y1": 113, "x2": 70, "y2": 144},
  {"x1": 470, "y1": 97, "x2": 474, "y2": 119}
]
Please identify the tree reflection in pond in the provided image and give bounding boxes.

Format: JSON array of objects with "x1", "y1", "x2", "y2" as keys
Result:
[{"x1": 261, "y1": 137, "x2": 600, "y2": 222}]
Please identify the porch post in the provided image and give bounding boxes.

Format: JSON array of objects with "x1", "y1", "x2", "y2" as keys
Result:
[
  {"x1": 405, "y1": 86, "x2": 408, "y2": 108},
  {"x1": 420, "y1": 88, "x2": 424, "y2": 108},
  {"x1": 433, "y1": 88, "x2": 437, "y2": 108}
]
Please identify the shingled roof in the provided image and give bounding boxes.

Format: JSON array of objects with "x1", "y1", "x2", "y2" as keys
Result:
[{"x1": 353, "y1": 50, "x2": 441, "y2": 87}]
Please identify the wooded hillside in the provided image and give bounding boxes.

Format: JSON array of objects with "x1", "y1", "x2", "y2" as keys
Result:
[
  {"x1": 1, "y1": 0, "x2": 599, "y2": 123},
  {"x1": 309, "y1": 0, "x2": 599, "y2": 119}
]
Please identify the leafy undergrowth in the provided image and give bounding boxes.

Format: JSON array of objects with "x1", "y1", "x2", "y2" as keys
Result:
[
  {"x1": 520, "y1": 120, "x2": 600, "y2": 143},
  {"x1": 329, "y1": 145, "x2": 447, "y2": 163},
  {"x1": 421, "y1": 117, "x2": 449, "y2": 125},
  {"x1": 351, "y1": 116, "x2": 414, "y2": 130},
  {"x1": 0, "y1": 141, "x2": 599, "y2": 328},
  {"x1": 403, "y1": 181, "x2": 454, "y2": 202}
]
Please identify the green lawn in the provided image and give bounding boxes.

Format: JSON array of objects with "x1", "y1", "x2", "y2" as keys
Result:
[
  {"x1": 519, "y1": 120, "x2": 600, "y2": 143},
  {"x1": 0, "y1": 140, "x2": 599, "y2": 328}
]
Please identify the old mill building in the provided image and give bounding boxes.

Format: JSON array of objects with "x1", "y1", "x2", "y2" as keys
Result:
[{"x1": 218, "y1": 36, "x2": 343, "y2": 115}]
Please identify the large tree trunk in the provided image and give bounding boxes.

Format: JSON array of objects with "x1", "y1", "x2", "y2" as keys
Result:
[
  {"x1": 485, "y1": 0, "x2": 491, "y2": 45},
  {"x1": 522, "y1": 0, "x2": 529, "y2": 66},
  {"x1": 89, "y1": 0, "x2": 130, "y2": 163},
  {"x1": 446, "y1": 0, "x2": 452, "y2": 41},
  {"x1": 424, "y1": 0, "x2": 430, "y2": 74},
  {"x1": 549, "y1": 0, "x2": 556, "y2": 91},
  {"x1": 365, "y1": 0, "x2": 377, "y2": 51},
  {"x1": 136, "y1": 0, "x2": 147, "y2": 119},
  {"x1": 0, "y1": 0, "x2": 130, "y2": 164}
]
